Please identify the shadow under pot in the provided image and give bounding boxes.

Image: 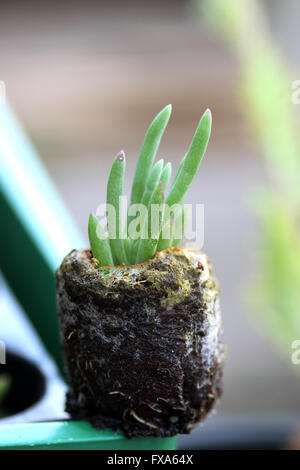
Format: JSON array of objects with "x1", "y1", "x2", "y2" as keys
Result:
[{"x1": 0, "y1": 350, "x2": 46, "y2": 420}]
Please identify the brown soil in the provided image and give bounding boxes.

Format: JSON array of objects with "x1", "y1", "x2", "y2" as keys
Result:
[{"x1": 56, "y1": 247, "x2": 225, "y2": 438}]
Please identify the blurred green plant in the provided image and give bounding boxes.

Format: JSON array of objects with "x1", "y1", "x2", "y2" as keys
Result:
[
  {"x1": 0, "y1": 375, "x2": 11, "y2": 412},
  {"x1": 201, "y1": 0, "x2": 300, "y2": 358},
  {"x1": 89, "y1": 105, "x2": 211, "y2": 266}
]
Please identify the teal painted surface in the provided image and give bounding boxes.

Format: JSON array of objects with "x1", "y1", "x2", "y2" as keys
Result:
[
  {"x1": 0, "y1": 104, "x2": 178, "y2": 450},
  {"x1": 0, "y1": 104, "x2": 85, "y2": 373},
  {"x1": 0, "y1": 421, "x2": 178, "y2": 450}
]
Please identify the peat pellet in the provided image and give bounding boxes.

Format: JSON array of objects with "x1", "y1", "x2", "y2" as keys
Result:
[{"x1": 56, "y1": 247, "x2": 225, "y2": 438}]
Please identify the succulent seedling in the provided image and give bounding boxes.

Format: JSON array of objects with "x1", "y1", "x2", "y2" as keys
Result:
[
  {"x1": 88, "y1": 105, "x2": 212, "y2": 266},
  {"x1": 57, "y1": 107, "x2": 224, "y2": 438}
]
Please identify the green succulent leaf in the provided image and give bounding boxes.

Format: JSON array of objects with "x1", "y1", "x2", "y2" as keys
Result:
[
  {"x1": 129, "y1": 104, "x2": 172, "y2": 208},
  {"x1": 106, "y1": 150, "x2": 129, "y2": 265},
  {"x1": 135, "y1": 182, "x2": 164, "y2": 264},
  {"x1": 88, "y1": 106, "x2": 211, "y2": 267},
  {"x1": 160, "y1": 162, "x2": 172, "y2": 191},
  {"x1": 165, "y1": 109, "x2": 211, "y2": 207},
  {"x1": 88, "y1": 214, "x2": 114, "y2": 266}
]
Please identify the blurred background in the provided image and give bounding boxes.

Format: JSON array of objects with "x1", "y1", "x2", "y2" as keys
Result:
[{"x1": 1, "y1": 0, "x2": 300, "y2": 449}]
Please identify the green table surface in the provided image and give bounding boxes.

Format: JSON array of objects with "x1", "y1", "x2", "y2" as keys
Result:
[{"x1": 0, "y1": 420, "x2": 178, "y2": 450}]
